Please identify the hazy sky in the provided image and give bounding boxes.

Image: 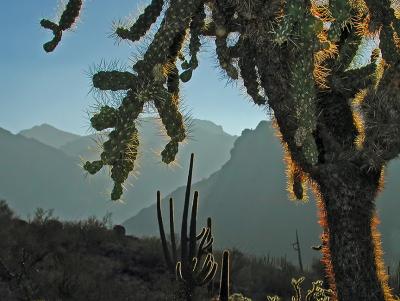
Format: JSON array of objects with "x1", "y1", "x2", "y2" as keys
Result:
[{"x1": 0, "y1": 1, "x2": 267, "y2": 137}]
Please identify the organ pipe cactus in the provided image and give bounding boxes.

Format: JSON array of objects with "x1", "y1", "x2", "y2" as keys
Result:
[
  {"x1": 41, "y1": 0, "x2": 400, "y2": 299},
  {"x1": 157, "y1": 153, "x2": 217, "y2": 301}
]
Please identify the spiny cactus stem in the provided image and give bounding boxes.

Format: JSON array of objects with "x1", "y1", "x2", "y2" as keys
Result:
[
  {"x1": 169, "y1": 197, "x2": 178, "y2": 264},
  {"x1": 207, "y1": 217, "x2": 213, "y2": 297},
  {"x1": 219, "y1": 250, "x2": 230, "y2": 301},
  {"x1": 181, "y1": 153, "x2": 195, "y2": 265},
  {"x1": 157, "y1": 190, "x2": 174, "y2": 274},
  {"x1": 189, "y1": 191, "x2": 199, "y2": 264}
]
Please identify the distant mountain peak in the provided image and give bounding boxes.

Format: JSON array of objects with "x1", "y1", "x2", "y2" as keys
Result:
[{"x1": 19, "y1": 123, "x2": 81, "y2": 149}]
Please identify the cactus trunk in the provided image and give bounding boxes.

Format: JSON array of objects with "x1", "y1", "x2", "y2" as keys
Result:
[{"x1": 312, "y1": 163, "x2": 389, "y2": 301}]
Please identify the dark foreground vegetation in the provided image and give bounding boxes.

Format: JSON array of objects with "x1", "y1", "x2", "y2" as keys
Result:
[
  {"x1": 1, "y1": 200, "x2": 399, "y2": 301},
  {"x1": 0, "y1": 201, "x2": 333, "y2": 300}
]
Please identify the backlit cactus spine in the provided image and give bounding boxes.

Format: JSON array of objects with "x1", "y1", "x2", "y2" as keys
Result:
[
  {"x1": 40, "y1": 0, "x2": 82, "y2": 52},
  {"x1": 157, "y1": 154, "x2": 217, "y2": 301}
]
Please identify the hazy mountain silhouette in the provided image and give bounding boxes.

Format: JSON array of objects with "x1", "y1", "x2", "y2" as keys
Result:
[
  {"x1": 2, "y1": 118, "x2": 237, "y2": 222},
  {"x1": 19, "y1": 123, "x2": 81, "y2": 149},
  {"x1": 0, "y1": 127, "x2": 111, "y2": 220},
  {"x1": 55, "y1": 117, "x2": 238, "y2": 221},
  {"x1": 123, "y1": 121, "x2": 400, "y2": 267}
]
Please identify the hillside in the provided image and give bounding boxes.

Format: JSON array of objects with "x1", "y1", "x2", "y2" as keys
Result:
[
  {"x1": 123, "y1": 121, "x2": 400, "y2": 267},
  {"x1": 19, "y1": 123, "x2": 80, "y2": 149},
  {"x1": 0, "y1": 127, "x2": 111, "y2": 220}
]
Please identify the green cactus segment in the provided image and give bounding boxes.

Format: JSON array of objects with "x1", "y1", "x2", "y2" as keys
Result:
[
  {"x1": 335, "y1": 28, "x2": 363, "y2": 71},
  {"x1": 238, "y1": 38, "x2": 266, "y2": 106},
  {"x1": 328, "y1": 0, "x2": 353, "y2": 42},
  {"x1": 179, "y1": 2, "x2": 206, "y2": 82},
  {"x1": 133, "y1": 0, "x2": 201, "y2": 76},
  {"x1": 40, "y1": 0, "x2": 82, "y2": 52},
  {"x1": 92, "y1": 71, "x2": 137, "y2": 91},
  {"x1": 59, "y1": 0, "x2": 82, "y2": 30},
  {"x1": 281, "y1": 0, "x2": 323, "y2": 166},
  {"x1": 42, "y1": 30, "x2": 63, "y2": 53},
  {"x1": 84, "y1": 92, "x2": 144, "y2": 200},
  {"x1": 83, "y1": 160, "x2": 103, "y2": 175},
  {"x1": 166, "y1": 30, "x2": 187, "y2": 97},
  {"x1": 90, "y1": 106, "x2": 118, "y2": 131},
  {"x1": 116, "y1": 0, "x2": 164, "y2": 42},
  {"x1": 212, "y1": 4, "x2": 238, "y2": 80},
  {"x1": 153, "y1": 89, "x2": 186, "y2": 164},
  {"x1": 363, "y1": 0, "x2": 400, "y2": 64}
]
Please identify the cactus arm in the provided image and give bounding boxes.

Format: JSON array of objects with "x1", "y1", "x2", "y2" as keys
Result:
[
  {"x1": 188, "y1": 191, "x2": 199, "y2": 265},
  {"x1": 40, "y1": 0, "x2": 82, "y2": 52},
  {"x1": 219, "y1": 250, "x2": 230, "y2": 301},
  {"x1": 363, "y1": 0, "x2": 400, "y2": 63},
  {"x1": 326, "y1": 0, "x2": 353, "y2": 42},
  {"x1": 290, "y1": 277, "x2": 305, "y2": 301},
  {"x1": 115, "y1": 0, "x2": 164, "y2": 42},
  {"x1": 169, "y1": 198, "x2": 178, "y2": 264},
  {"x1": 181, "y1": 153, "x2": 194, "y2": 271},
  {"x1": 83, "y1": 92, "x2": 144, "y2": 200},
  {"x1": 176, "y1": 261, "x2": 188, "y2": 284},
  {"x1": 92, "y1": 71, "x2": 138, "y2": 91},
  {"x1": 211, "y1": 2, "x2": 239, "y2": 80},
  {"x1": 133, "y1": 0, "x2": 201, "y2": 76},
  {"x1": 180, "y1": 1, "x2": 207, "y2": 82},
  {"x1": 196, "y1": 227, "x2": 211, "y2": 261},
  {"x1": 206, "y1": 217, "x2": 214, "y2": 296},
  {"x1": 238, "y1": 37, "x2": 266, "y2": 105},
  {"x1": 157, "y1": 190, "x2": 174, "y2": 274}
]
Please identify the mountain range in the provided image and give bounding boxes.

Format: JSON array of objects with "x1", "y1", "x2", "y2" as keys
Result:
[
  {"x1": 0, "y1": 118, "x2": 237, "y2": 222},
  {"x1": 123, "y1": 121, "x2": 400, "y2": 267}
]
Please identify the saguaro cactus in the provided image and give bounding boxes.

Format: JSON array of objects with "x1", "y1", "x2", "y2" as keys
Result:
[
  {"x1": 42, "y1": 0, "x2": 400, "y2": 299},
  {"x1": 157, "y1": 153, "x2": 218, "y2": 301}
]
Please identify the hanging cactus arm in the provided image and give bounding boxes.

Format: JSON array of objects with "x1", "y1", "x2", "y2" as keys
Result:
[
  {"x1": 83, "y1": 91, "x2": 144, "y2": 200},
  {"x1": 153, "y1": 88, "x2": 186, "y2": 163},
  {"x1": 40, "y1": 0, "x2": 83, "y2": 52}
]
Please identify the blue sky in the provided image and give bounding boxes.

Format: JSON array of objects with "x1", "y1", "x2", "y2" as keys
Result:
[{"x1": 0, "y1": 1, "x2": 267, "y2": 136}]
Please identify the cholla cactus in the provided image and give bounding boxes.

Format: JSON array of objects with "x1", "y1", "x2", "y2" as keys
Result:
[
  {"x1": 266, "y1": 277, "x2": 333, "y2": 301},
  {"x1": 42, "y1": 0, "x2": 400, "y2": 299},
  {"x1": 40, "y1": 0, "x2": 82, "y2": 52}
]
